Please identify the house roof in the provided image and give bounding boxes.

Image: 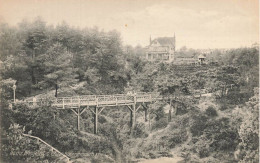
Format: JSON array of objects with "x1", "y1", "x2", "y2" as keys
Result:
[
  {"x1": 152, "y1": 37, "x2": 175, "y2": 46},
  {"x1": 198, "y1": 54, "x2": 206, "y2": 58}
]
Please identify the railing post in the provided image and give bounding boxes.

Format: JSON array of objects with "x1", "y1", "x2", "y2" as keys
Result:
[
  {"x1": 62, "y1": 98, "x2": 64, "y2": 109},
  {"x1": 33, "y1": 97, "x2": 37, "y2": 106},
  {"x1": 95, "y1": 96, "x2": 98, "y2": 106},
  {"x1": 78, "y1": 96, "x2": 80, "y2": 107}
]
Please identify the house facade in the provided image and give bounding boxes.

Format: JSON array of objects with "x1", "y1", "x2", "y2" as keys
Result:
[{"x1": 145, "y1": 35, "x2": 176, "y2": 62}]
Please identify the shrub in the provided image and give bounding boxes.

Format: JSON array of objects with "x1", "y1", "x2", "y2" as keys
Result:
[
  {"x1": 190, "y1": 115, "x2": 208, "y2": 137},
  {"x1": 158, "y1": 151, "x2": 173, "y2": 157},
  {"x1": 133, "y1": 123, "x2": 148, "y2": 138},
  {"x1": 220, "y1": 104, "x2": 228, "y2": 111},
  {"x1": 168, "y1": 129, "x2": 188, "y2": 148},
  {"x1": 1, "y1": 124, "x2": 57, "y2": 162},
  {"x1": 151, "y1": 118, "x2": 168, "y2": 131},
  {"x1": 148, "y1": 152, "x2": 157, "y2": 159},
  {"x1": 176, "y1": 106, "x2": 188, "y2": 115},
  {"x1": 205, "y1": 106, "x2": 218, "y2": 117},
  {"x1": 199, "y1": 148, "x2": 210, "y2": 158}
]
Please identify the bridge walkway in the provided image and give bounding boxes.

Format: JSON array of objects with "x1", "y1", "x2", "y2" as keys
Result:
[{"x1": 20, "y1": 92, "x2": 189, "y2": 134}]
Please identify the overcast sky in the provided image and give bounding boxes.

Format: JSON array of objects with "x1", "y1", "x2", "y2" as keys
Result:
[{"x1": 0, "y1": 0, "x2": 259, "y2": 49}]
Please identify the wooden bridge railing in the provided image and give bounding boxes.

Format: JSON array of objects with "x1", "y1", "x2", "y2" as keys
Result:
[
  {"x1": 23, "y1": 133, "x2": 71, "y2": 162},
  {"x1": 23, "y1": 93, "x2": 162, "y2": 108},
  {"x1": 22, "y1": 92, "x2": 197, "y2": 109}
]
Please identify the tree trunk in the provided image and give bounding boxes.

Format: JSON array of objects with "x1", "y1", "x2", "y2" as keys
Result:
[
  {"x1": 168, "y1": 109, "x2": 172, "y2": 122},
  {"x1": 31, "y1": 49, "x2": 36, "y2": 85},
  {"x1": 55, "y1": 84, "x2": 58, "y2": 97}
]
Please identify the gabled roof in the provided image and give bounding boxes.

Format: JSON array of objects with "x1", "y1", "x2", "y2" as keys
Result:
[{"x1": 152, "y1": 37, "x2": 175, "y2": 46}]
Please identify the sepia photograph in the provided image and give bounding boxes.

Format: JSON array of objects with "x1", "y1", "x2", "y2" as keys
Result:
[{"x1": 0, "y1": 0, "x2": 259, "y2": 162}]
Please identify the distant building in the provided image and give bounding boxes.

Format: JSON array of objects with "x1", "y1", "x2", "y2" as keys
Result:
[
  {"x1": 145, "y1": 35, "x2": 176, "y2": 62},
  {"x1": 252, "y1": 43, "x2": 259, "y2": 50},
  {"x1": 198, "y1": 54, "x2": 206, "y2": 64},
  {"x1": 174, "y1": 54, "x2": 207, "y2": 65}
]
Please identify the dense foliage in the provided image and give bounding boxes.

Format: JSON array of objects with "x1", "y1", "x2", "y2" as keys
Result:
[{"x1": 0, "y1": 18, "x2": 128, "y2": 106}]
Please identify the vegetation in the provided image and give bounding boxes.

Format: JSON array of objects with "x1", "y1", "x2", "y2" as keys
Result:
[{"x1": 0, "y1": 18, "x2": 259, "y2": 162}]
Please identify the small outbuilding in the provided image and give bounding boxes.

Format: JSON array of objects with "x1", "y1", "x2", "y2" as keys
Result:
[{"x1": 198, "y1": 54, "x2": 206, "y2": 64}]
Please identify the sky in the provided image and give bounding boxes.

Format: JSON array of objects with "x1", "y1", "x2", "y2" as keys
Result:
[{"x1": 0, "y1": 0, "x2": 259, "y2": 49}]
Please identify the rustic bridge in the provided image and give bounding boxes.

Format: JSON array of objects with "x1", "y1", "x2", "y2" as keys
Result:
[{"x1": 23, "y1": 92, "x2": 186, "y2": 134}]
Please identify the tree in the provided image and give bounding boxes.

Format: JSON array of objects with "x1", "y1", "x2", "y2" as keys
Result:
[
  {"x1": 235, "y1": 87, "x2": 259, "y2": 162},
  {"x1": 23, "y1": 18, "x2": 49, "y2": 86},
  {"x1": 0, "y1": 24, "x2": 21, "y2": 61},
  {"x1": 40, "y1": 43, "x2": 78, "y2": 97}
]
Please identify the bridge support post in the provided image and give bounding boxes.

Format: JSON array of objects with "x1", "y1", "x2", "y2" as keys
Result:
[
  {"x1": 71, "y1": 107, "x2": 87, "y2": 131},
  {"x1": 130, "y1": 108, "x2": 133, "y2": 127},
  {"x1": 90, "y1": 106, "x2": 105, "y2": 134},
  {"x1": 144, "y1": 107, "x2": 148, "y2": 122},
  {"x1": 174, "y1": 102, "x2": 177, "y2": 116},
  {"x1": 148, "y1": 111, "x2": 151, "y2": 131},
  {"x1": 70, "y1": 108, "x2": 81, "y2": 131},
  {"x1": 77, "y1": 108, "x2": 80, "y2": 130},
  {"x1": 168, "y1": 100, "x2": 172, "y2": 122},
  {"x1": 142, "y1": 103, "x2": 148, "y2": 122},
  {"x1": 94, "y1": 107, "x2": 98, "y2": 134},
  {"x1": 127, "y1": 104, "x2": 136, "y2": 134},
  {"x1": 132, "y1": 104, "x2": 136, "y2": 130}
]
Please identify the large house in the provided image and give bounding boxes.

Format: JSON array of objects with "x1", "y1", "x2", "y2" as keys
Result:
[{"x1": 145, "y1": 35, "x2": 176, "y2": 62}]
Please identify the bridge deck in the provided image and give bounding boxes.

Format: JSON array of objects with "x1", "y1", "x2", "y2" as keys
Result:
[
  {"x1": 21, "y1": 92, "x2": 193, "y2": 109},
  {"x1": 23, "y1": 93, "x2": 171, "y2": 109}
]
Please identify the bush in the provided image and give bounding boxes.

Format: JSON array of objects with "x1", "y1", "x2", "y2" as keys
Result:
[
  {"x1": 176, "y1": 106, "x2": 188, "y2": 115},
  {"x1": 220, "y1": 104, "x2": 228, "y2": 111},
  {"x1": 190, "y1": 115, "x2": 208, "y2": 137},
  {"x1": 158, "y1": 151, "x2": 173, "y2": 157},
  {"x1": 205, "y1": 106, "x2": 218, "y2": 117},
  {"x1": 199, "y1": 148, "x2": 210, "y2": 158},
  {"x1": 1, "y1": 124, "x2": 58, "y2": 162},
  {"x1": 148, "y1": 152, "x2": 157, "y2": 159},
  {"x1": 133, "y1": 123, "x2": 148, "y2": 138},
  {"x1": 151, "y1": 118, "x2": 168, "y2": 130},
  {"x1": 168, "y1": 129, "x2": 188, "y2": 148}
]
